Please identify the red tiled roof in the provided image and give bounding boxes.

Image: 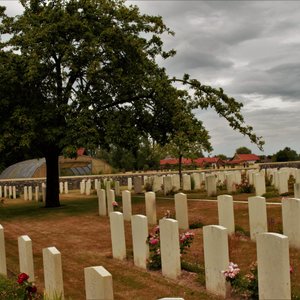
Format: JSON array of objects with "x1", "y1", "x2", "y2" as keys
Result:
[
  {"x1": 235, "y1": 154, "x2": 260, "y2": 162},
  {"x1": 159, "y1": 158, "x2": 192, "y2": 165},
  {"x1": 160, "y1": 157, "x2": 221, "y2": 166}
]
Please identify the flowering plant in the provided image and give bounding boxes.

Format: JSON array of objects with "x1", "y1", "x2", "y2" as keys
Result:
[
  {"x1": 146, "y1": 225, "x2": 194, "y2": 270},
  {"x1": 112, "y1": 201, "x2": 122, "y2": 212},
  {"x1": 17, "y1": 273, "x2": 38, "y2": 300},
  {"x1": 235, "y1": 174, "x2": 254, "y2": 194},
  {"x1": 222, "y1": 262, "x2": 240, "y2": 281}
]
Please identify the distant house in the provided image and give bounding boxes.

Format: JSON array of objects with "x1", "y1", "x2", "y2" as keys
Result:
[
  {"x1": 227, "y1": 153, "x2": 260, "y2": 167},
  {"x1": 159, "y1": 156, "x2": 224, "y2": 169},
  {"x1": 193, "y1": 157, "x2": 224, "y2": 168}
]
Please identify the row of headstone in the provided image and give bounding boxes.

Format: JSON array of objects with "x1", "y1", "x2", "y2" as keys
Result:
[
  {"x1": 0, "y1": 225, "x2": 114, "y2": 299},
  {"x1": 218, "y1": 194, "x2": 300, "y2": 251},
  {"x1": 109, "y1": 212, "x2": 182, "y2": 280},
  {"x1": 80, "y1": 178, "x2": 121, "y2": 197},
  {"x1": 108, "y1": 210, "x2": 291, "y2": 299},
  {"x1": 59, "y1": 182, "x2": 69, "y2": 194},
  {"x1": 98, "y1": 189, "x2": 190, "y2": 231},
  {"x1": 0, "y1": 185, "x2": 17, "y2": 199},
  {"x1": 203, "y1": 224, "x2": 291, "y2": 299},
  {"x1": 22, "y1": 184, "x2": 46, "y2": 202}
]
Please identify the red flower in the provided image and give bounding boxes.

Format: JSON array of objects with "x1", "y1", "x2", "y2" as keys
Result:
[{"x1": 17, "y1": 273, "x2": 29, "y2": 284}]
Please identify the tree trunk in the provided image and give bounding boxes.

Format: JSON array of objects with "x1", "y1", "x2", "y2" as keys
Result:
[
  {"x1": 179, "y1": 154, "x2": 183, "y2": 189},
  {"x1": 44, "y1": 149, "x2": 60, "y2": 207}
]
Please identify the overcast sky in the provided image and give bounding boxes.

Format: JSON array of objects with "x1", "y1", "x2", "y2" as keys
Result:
[{"x1": 2, "y1": 1, "x2": 300, "y2": 157}]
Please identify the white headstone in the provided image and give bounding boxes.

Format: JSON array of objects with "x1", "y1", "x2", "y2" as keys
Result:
[
  {"x1": 225, "y1": 173, "x2": 236, "y2": 193},
  {"x1": 217, "y1": 195, "x2": 235, "y2": 235},
  {"x1": 86, "y1": 179, "x2": 91, "y2": 195},
  {"x1": 109, "y1": 212, "x2": 126, "y2": 260},
  {"x1": 163, "y1": 176, "x2": 173, "y2": 195},
  {"x1": 84, "y1": 266, "x2": 114, "y2": 300},
  {"x1": 42, "y1": 183, "x2": 46, "y2": 202},
  {"x1": 174, "y1": 193, "x2": 189, "y2": 230},
  {"x1": 42, "y1": 247, "x2": 64, "y2": 300},
  {"x1": 278, "y1": 171, "x2": 289, "y2": 194},
  {"x1": 295, "y1": 169, "x2": 300, "y2": 184},
  {"x1": 206, "y1": 174, "x2": 217, "y2": 196},
  {"x1": 257, "y1": 233, "x2": 291, "y2": 300},
  {"x1": 131, "y1": 215, "x2": 149, "y2": 269},
  {"x1": 12, "y1": 186, "x2": 16, "y2": 199},
  {"x1": 8, "y1": 186, "x2": 12, "y2": 198},
  {"x1": 35, "y1": 186, "x2": 39, "y2": 202},
  {"x1": 18, "y1": 235, "x2": 35, "y2": 282},
  {"x1": 122, "y1": 190, "x2": 132, "y2": 222},
  {"x1": 254, "y1": 173, "x2": 266, "y2": 196},
  {"x1": 182, "y1": 174, "x2": 191, "y2": 191},
  {"x1": 282, "y1": 198, "x2": 300, "y2": 248},
  {"x1": 171, "y1": 174, "x2": 180, "y2": 191},
  {"x1": 107, "y1": 189, "x2": 115, "y2": 214},
  {"x1": 0, "y1": 225, "x2": 7, "y2": 276},
  {"x1": 191, "y1": 173, "x2": 201, "y2": 190},
  {"x1": 294, "y1": 183, "x2": 300, "y2": 199},
  {"x1": 145, "y1": 192, "x2": 157, "y2": 225},
  {"x1": 24, "y1": 186, "x2": 28, "y2": 201},
  {"x1": 127, "y1": 178, "x2": 132, "y2": 191},
  {"x1": 28, "y1": 186, "x2": 33, "y2": 201},
  {"x1": 203, "y1": 225, "x2": 229, "y2": 298},
  {"x1": 159, "y1": 218, "x2": 181, "y2": 280},
  {"x1": 98, "y1": 189, "x2": 107, "y2": 216},
  {"x1": 80, "y1": 180, "x2": 85, "y2": 194},
  {"x1": 64, "y1": 182, "x2": 68, "y2": 194},
  {"x1": 59, "y1": 182, "x2": 64, "y2": 194},
  {"x1": 152, "y1": 176, "x2": 162, "y2": 192},
  {"x1": 248, "y1": 196, "x2": 268, "y2": 241},
  {"x1": 114, "y1": 181, "x2": 120, "y2": 196}
]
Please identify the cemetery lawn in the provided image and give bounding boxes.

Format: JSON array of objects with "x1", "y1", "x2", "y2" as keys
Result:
[{"x1": 1, "y1": 191, "x2": 300, "y2": 299}]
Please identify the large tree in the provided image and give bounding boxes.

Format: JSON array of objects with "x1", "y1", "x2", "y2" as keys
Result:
[
  {"x1": 0, "y1": 0, "x2": 264, "y2": 207},
  {"x1": 236, "y1": 146, "x2": 252, "y2": 154},
  {"x1": 272, "y1": 147, "x2": 299, "y2": 162},
  {"x1": 162, "y1": 100, "x2": 212, "y2": 184}
]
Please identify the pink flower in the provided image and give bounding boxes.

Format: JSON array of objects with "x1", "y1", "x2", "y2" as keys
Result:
[
  {"x1": 149, "y1": 238, "x2": 159, "y2": 245},
  {"x1": 112, "y1": 201, "x2": 118, "y2": 207}
]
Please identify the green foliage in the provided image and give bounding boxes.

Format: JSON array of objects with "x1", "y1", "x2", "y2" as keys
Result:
[
  {"x1": 236, "y1": 146, "x2": 252, "y2": 154},
  {"x1": 0, "y1": 0, "x2": 264, "y2": 207},
  {"x1": 216, "y1": 154, "x2": 227, "y2": 160},
  {"x1": 272, "y1": 147, "x2": 299, "y2": 162},
  {"x1": 235, "y1": 225, "x2": 250, "y2": 237},
  {"x1": 189, "y1": 221, "x2": 205, "y2": 229},
  {"x1": 0, "y1": 275, "x2": 25, "y2": 300},
  {"x1": 223, "y1": 262, "x2": 258, "y2": 299},
  {"x1": 181, "y1": 261, "x2": 204, "y2": 273}
]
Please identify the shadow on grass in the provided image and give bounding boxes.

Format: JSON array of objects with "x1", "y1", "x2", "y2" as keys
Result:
[
  {"x1": 0, "y1": 197, "x2": 100, "y2": 221},
  {"x1": 1, "y1": 195, "x2": 146, "y2": 221}
]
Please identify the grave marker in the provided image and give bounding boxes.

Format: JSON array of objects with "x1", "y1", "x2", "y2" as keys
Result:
[
  {"x1": 84, "y1": 266, "x2": 114, "y2": 300},
  {"x1": 257, "y1": 233, "x2": 291, "y2": 299},
  {"x1": 18, "y1": 235, "x2": 35, "y2": 282},
  {"x1": 43, "y1": 247, "x2": 64, "y2": 300}
]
